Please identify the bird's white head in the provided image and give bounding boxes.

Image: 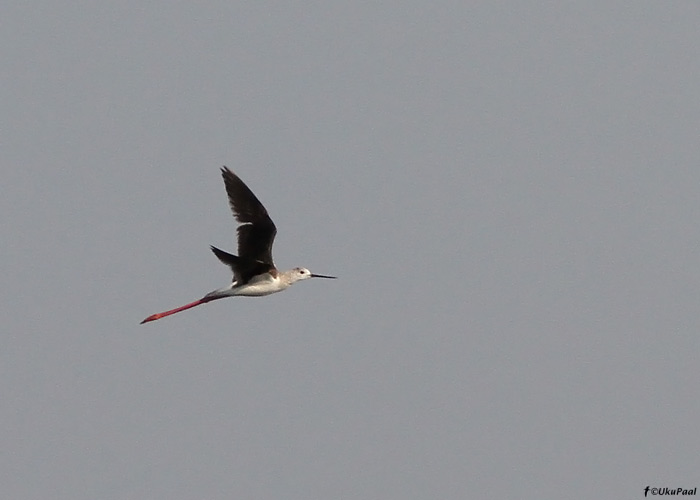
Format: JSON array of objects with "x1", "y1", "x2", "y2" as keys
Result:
[{"x1": 287, "y1": 267, "x2": 337, "y2": 285}]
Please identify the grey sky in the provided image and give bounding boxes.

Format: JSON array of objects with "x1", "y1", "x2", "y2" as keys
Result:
[{"x1": 2, "y1": 2, "x2": 699, "y2": 499}]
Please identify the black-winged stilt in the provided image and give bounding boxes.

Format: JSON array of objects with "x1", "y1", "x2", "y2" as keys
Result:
[{"x1": 140, "y1": 167, "x2": 336, "y2": 324}]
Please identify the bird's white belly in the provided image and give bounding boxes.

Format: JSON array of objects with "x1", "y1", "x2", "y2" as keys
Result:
[{"x1": 232, "y1": 275, "x2": 286, "y2": 296}]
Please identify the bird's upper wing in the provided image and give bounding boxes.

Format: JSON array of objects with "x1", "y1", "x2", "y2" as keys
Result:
[
  {"x1": 220, "y1": 167, "x2": 277, "y2": 264},
  {"x1": 210, "y1": 245, "x2": 274, "y2": 284}
]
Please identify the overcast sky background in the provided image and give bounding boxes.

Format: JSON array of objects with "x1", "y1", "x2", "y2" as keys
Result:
[{"x1": 2, "y1": 2, "x2": 699, "y2": 499}]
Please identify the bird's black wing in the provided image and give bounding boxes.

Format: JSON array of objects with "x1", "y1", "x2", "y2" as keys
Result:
[
  {"x1": 210, "y1": 245, "x2": 274, "y2": 284},
  {"x1": 220, "y1": 167, "x2": 277, "y2": 265}
]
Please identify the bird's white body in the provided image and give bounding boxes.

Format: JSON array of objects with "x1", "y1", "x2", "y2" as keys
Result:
[
  {"x1": 229, "y1": 275, "x2": 285, "y2": 297},
  {"x1": 204, "y1": 267, "x2": 313, "y2": 298}
]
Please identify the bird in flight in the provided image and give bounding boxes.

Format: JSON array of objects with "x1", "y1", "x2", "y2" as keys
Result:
[{"x1": 141, "y1": 167, "x2": 336, "y2": 324}]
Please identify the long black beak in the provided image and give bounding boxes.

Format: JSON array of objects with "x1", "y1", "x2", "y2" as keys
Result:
[{"x1": 311, "y1": 273, "x2": 337, "y2": 279}]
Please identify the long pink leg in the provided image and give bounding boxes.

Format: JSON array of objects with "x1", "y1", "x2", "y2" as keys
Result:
[{"x1": 140, "y1": 297, "x2": 213, "y2": 324}]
